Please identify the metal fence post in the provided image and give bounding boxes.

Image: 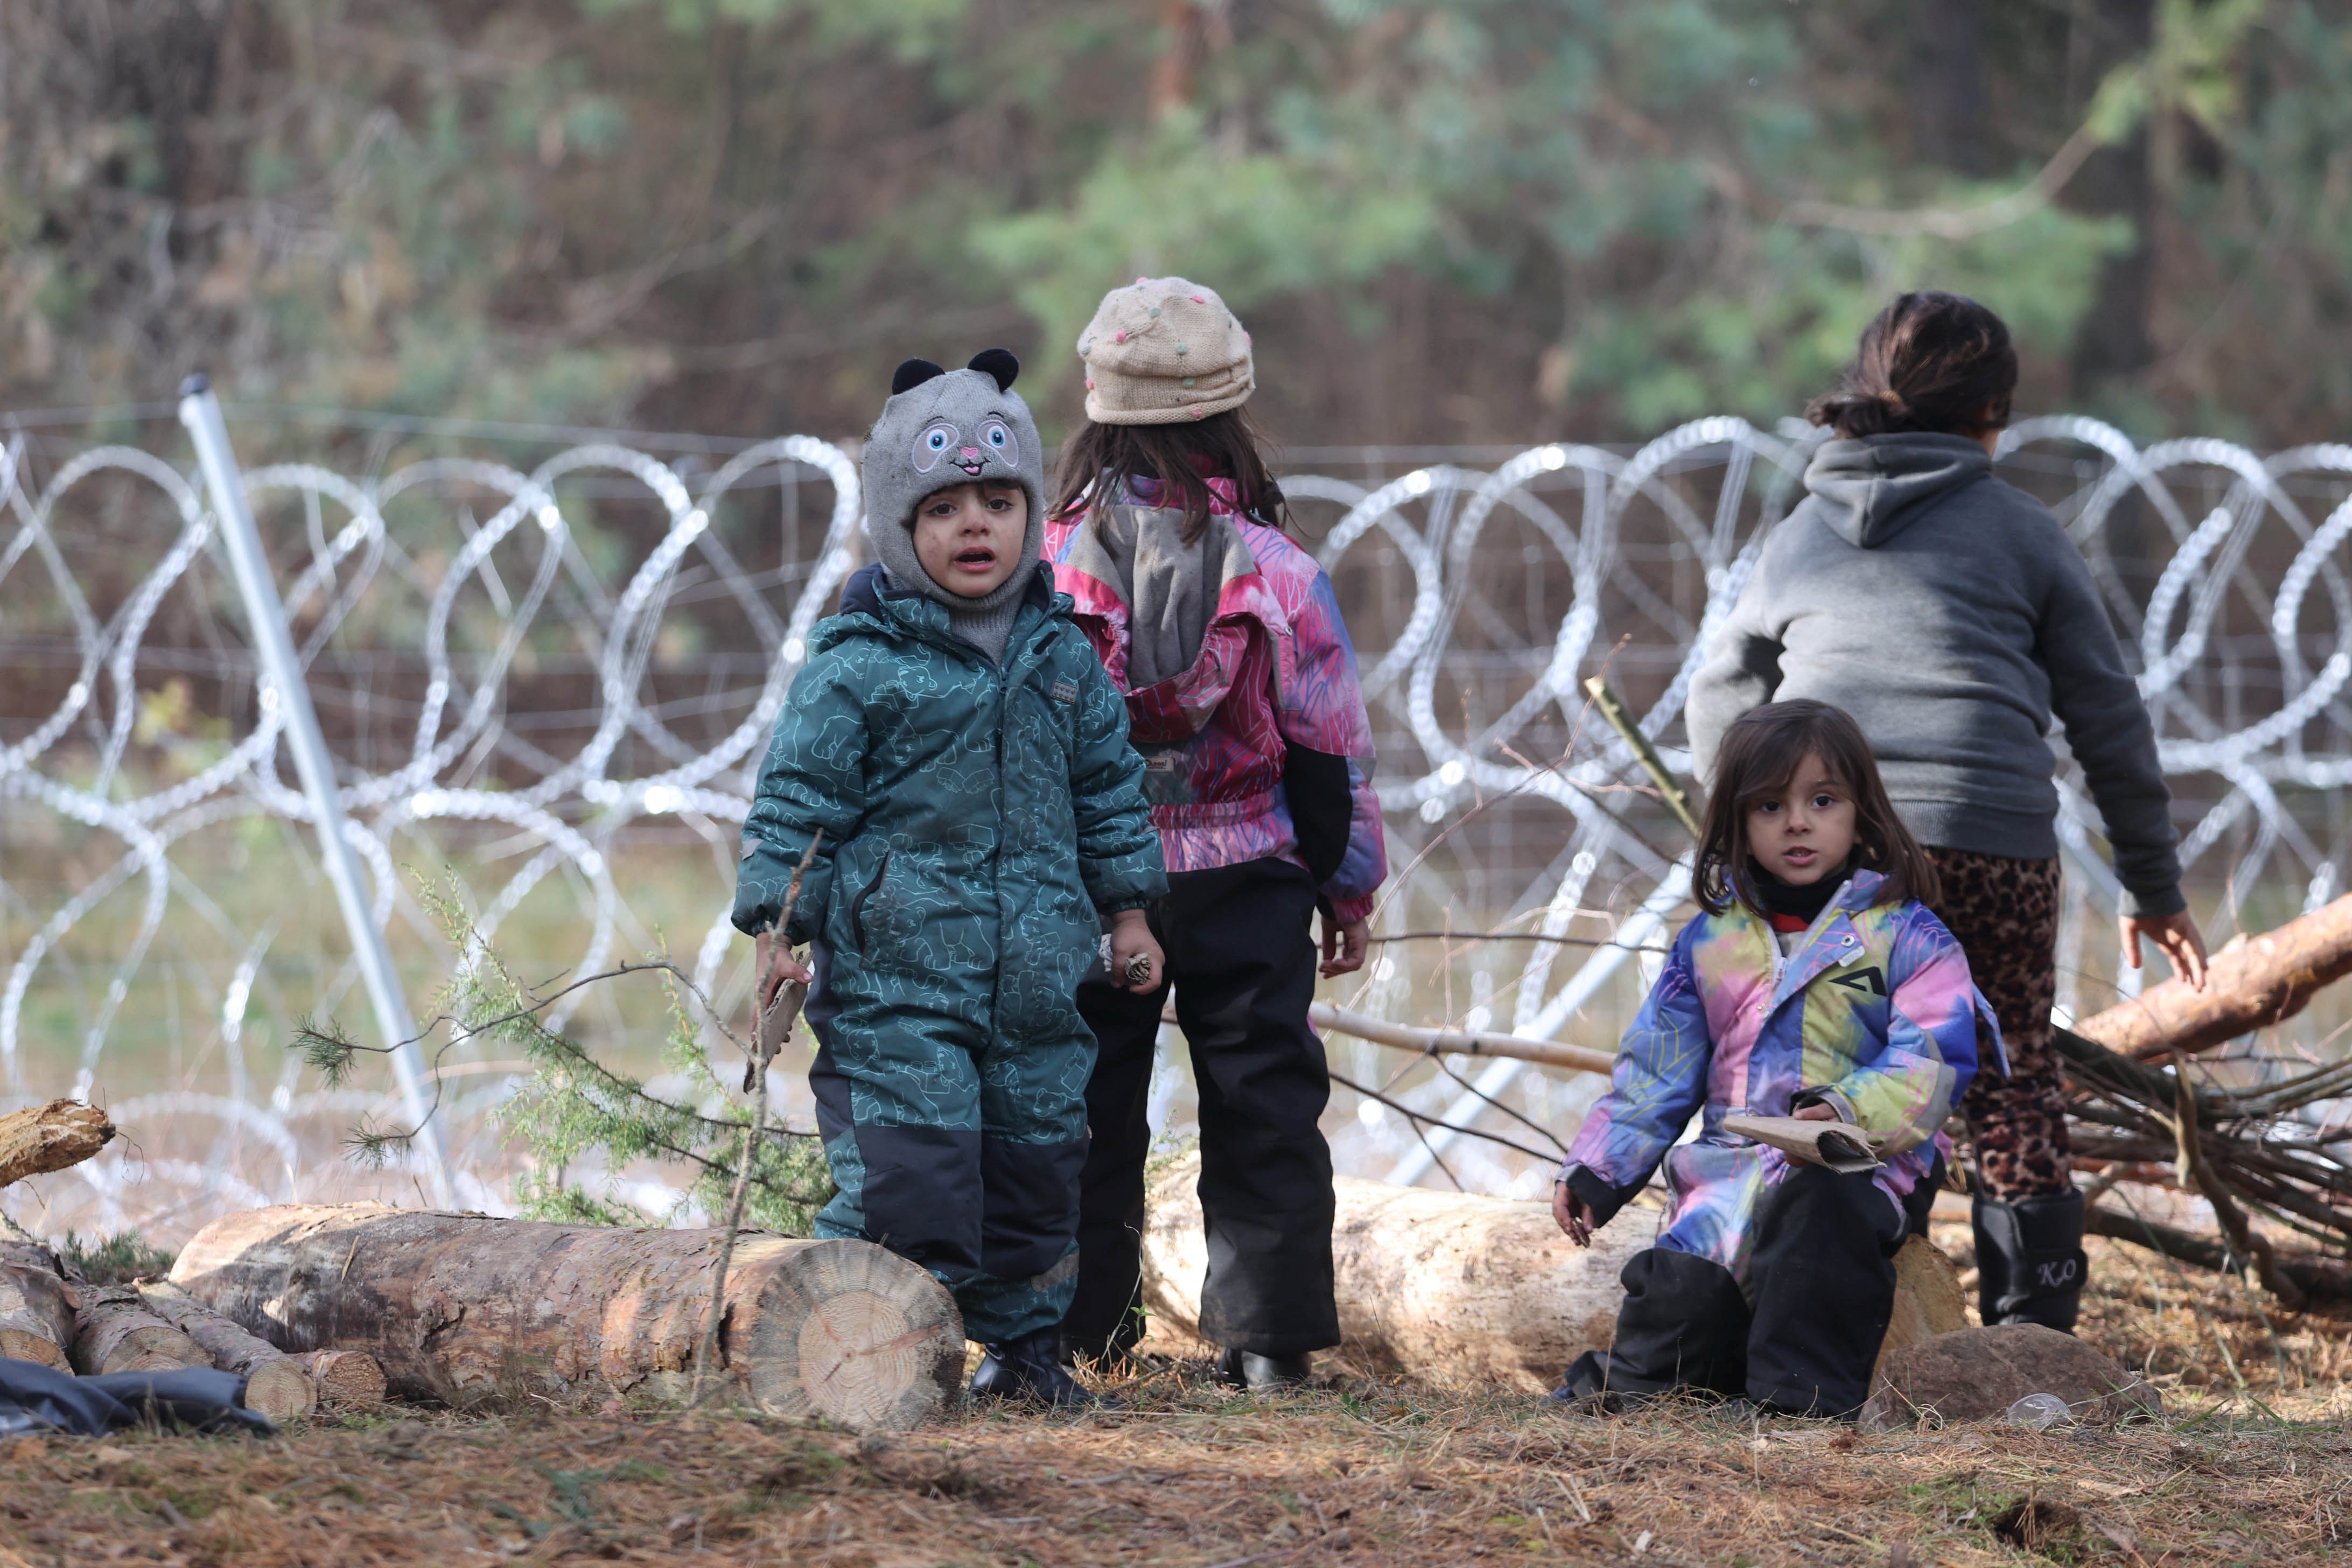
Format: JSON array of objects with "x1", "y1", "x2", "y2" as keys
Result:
[{"x1": 178, "y1": 376, "x2": 454, "y2": 1207}]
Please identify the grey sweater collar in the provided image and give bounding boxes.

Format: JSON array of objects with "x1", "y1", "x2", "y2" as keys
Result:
[{"x1": 1805, "y1": 433, "x2": 1991, "y2": 549}]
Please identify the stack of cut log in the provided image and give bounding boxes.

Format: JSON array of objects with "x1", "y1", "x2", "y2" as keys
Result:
[
  {"x1": 167, "y1": 1204, "x2": 968, "y2": 1431},
  {"x1": 0, "y1": 1099, "x2": 385, "y2": 1422},
  {"x1": 8, "y1": 1098, "x2": 971, "y2": 1431}
]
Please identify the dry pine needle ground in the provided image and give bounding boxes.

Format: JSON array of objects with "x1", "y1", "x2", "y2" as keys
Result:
[{"x1": 4, "y1": 1241, "x2": 2352, "y2": 1567}]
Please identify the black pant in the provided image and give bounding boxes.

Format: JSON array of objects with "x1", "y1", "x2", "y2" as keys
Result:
[
  {"x1": 1063, "y1": 858, "x2": 1340, "y2": 1360},
  {"x1": 1565, "y1": 1164, "x2": 1917, "y2": 1417}
]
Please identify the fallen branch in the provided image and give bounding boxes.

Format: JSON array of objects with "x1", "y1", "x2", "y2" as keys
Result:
[
  {"x1": 2086, "y1": 1205, "x2": 2352, "y2": 1301},
  {"x1": 1307, "y1": 1003, "x2": 1615, "y2": 1077},
  {"x1": 2168, "y1": 1049, "x2": 2305, "y2": 1310},
  {"x1": 694, "y1": 827, "x2": 820, "y2": 1404},
  {"x1": 2074, "y1": 893, "x2": 2352, "y2": 1059},
  {"x1": 0, "y1": 1100, "x2": 114, "y2": 1187}
]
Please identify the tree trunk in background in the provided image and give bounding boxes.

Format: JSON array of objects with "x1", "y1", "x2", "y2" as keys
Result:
[
  {"x1": 137, "y1": 1279, "x2": 316, "y2": 1423},
  {"x1": 1138, "y1": 1155, "x2": 1965, "y2": 1393},
  {"x1": 2066, "y1": 0, "x2": 2158, "y2": 398},
  {"x1": 170, "y1": 1204, "x2": 964, "y2": 1431},
  {"x1": 1919, "y1": 0, "x2": 1991, "y2": 176},
  {"x1": 70, "y1": 1285, "x2": 208, "y2": 1375},
  {"x1": 0, "y1": 1240, "x2": 76, "y2": 1369}
]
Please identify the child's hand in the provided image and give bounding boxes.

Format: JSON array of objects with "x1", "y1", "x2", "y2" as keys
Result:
[
  {"x1": 2121, "y1": 909, "x2": 2210, "y2": 991},
  {"x1": 1791, "y1": 1102, "x2": 1839, "y2": 1123},
  {"x1": 754, "y1": 929, "x2": 813, "y2": 1006},
  {"x1": 1552, "y1": 1180, "x2": 1596, "y2": 1248},
  {"x1": 1107, "y1": 908, "x2": 1164, "y2": 992},
  {"x1": 1320, "y1": 915, "x2": 1369, "y2": 978}
]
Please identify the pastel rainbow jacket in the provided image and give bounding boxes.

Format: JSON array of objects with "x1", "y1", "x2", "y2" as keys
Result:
[
  {"x1": 1560, "y1": 870, "x2": 1996, "y2": 1284},
  {"x1": 1045, "y1": 477, "x2": 1387, "y2": 923}
]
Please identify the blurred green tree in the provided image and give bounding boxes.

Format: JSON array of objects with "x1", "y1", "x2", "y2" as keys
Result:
[{"x1": 0, "y1": 0, "x2": 2338, "y2": 447}]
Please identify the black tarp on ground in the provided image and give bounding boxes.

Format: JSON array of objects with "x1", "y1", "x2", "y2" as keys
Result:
[{"x1": 0, "y1": 1355, "x2": 273, "y2": 1436}]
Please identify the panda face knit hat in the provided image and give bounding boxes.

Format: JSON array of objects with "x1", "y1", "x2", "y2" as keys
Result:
[
  {"x1": 1076, "y1": 277, "x2": 1254, "y2": 425},
  {"x1": 864, "y1": 348, "x2": 1046, "y2": 537}
]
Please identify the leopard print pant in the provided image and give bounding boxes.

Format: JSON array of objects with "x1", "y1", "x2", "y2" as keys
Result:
[{"x1": 1925, "y1": 846, "x2": 2074, "y2": 1202}]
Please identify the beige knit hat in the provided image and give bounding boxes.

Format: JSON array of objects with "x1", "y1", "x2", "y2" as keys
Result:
[{"x1": 1076, "y1": 277, "x2": 1255, "y2": 425}]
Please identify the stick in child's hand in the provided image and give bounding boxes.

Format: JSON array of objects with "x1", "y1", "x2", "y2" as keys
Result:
[{"x1": 747, "y1": 827, "x2": 823, "y2": 1092}]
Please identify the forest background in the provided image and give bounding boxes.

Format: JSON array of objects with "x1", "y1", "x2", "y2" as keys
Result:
[{"x1": 4, "y1": 0, "x2": 2349, "y2": 454}]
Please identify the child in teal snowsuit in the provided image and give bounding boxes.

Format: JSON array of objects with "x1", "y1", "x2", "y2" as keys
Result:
[{"x1": 733, "y1": 349, "x2": 1166, "y2": 1407}]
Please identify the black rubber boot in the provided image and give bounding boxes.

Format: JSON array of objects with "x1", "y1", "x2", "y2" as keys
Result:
[
  {"x1": 1973, "y1": 1190, "x2": 2088, "y2": 1332},
  {"x1": 970, "y1": 1328, "x2": 1112, "y2": 1409},
  {"x1": 1213, "y1": 1348, "x2": 1314, "y2": 1390}
]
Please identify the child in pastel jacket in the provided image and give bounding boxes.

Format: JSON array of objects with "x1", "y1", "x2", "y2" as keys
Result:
[
  {"x1": 733, "y1": 349, "x2": 1166, "y2": 1409},
  {"x1": 1553, "y1": 699, "x2": 1996, "y2": 1419}
]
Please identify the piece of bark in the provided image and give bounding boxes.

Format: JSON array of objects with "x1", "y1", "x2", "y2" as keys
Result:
[
  {"x1": 137, "y1": 1280, "x2": 316, "y2": 1422},
  {"x1": 0, "y1": 1101, "x2": 114, "y2": 1188},
  {"x1": 2075, "y1": 894, "x2": 2352, "y2": 1059},
  {"x1": 1719, "y1": 1114, "x2": 1885, "y2": 1173},
  {"x1": 170, "y1": 1204, "x2": 963, "y2": 1431},
  {"x1": 70, "y1": 1285, "x2": 207, "y2": 1375},
  {"x1": 1884, "y1": 1235, "x2": 1969, "y2": 1354},
  {"x1": 0, "y1": 1240, "x2": 76, "y2": 1370},
  {"x1": 1139, "y1": 1154, "x2": 1966, "y2": 1392},
  {"x1": 291, "y1": 1349, "x2": 387, "y2": 1412}
]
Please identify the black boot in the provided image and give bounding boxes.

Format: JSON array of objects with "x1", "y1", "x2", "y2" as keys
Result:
[
  {"x1": 1212, "y1": 1348, "x2": 1314, "y2": 1390},
  {"x1": 1973, "y1": 1191, "x2": 2088, "y2": 1332},
  {"x1": 970, "y1": 1328, "x2": 1111, "y2": 1409}
]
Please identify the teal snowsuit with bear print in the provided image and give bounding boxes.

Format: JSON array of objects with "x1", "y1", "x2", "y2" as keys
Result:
[{"x1": 733, "y1": 561, "x2": 1165, "y2": 1342}]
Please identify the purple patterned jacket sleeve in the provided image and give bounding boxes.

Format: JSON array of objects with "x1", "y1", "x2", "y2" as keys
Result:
[{"x1": 1560, "y1": 918, "x2": 1713, "y2": 1214}]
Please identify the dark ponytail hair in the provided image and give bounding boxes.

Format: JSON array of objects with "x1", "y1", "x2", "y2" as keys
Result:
[
  {"x1": 1696, "y1": 699, "x2": 1940, "y2": 918},
  {"x1": 1807, "y1": 291, "x2": 2019, "y2": 440},
  {"x1": 1050, "y1": 405, "x2": 1288, "y2": 544}
]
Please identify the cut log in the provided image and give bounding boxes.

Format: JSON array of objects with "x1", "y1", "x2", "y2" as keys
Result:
[
  {"x1": 2075, "y1": 894, "x2": 2352, "y2": 1059},
  {"x1": 0, "y1": 1239, "x2": 76, "y2": 1370},
  {"x1": 70, "y1": 1285, "x2": 207, "y2": 1375},
  {"x1": 291, "y1": 1349, "x2": 387, "y2": 1412},
  {"x1": 137, "y1": 1280, "x2": 316, "y2": 1422},
  {"x1": 0, "y1": 1100, "x2": 114, "y2": 1187},
  {"x1": 1139, "y1": 1154, "x2": 1966, "y2": 1393},
  {"x1": 170, "y1": 1205, "x2": 963, "y2": 1431}
]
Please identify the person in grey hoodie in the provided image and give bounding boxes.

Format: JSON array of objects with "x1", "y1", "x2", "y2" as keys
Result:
[{"x1": 1686, "y1": 291, "x2": 2208, "y2": 1334}]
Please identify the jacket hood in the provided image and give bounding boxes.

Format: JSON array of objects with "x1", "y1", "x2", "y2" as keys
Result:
[{"x1": 1803, "y1": 432, "x2": 1992, "y2": 548}]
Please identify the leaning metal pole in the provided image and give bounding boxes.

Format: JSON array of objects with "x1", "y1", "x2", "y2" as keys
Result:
[{"x1": 178, "y1": 376, "x2": 453, "y2": 1206}]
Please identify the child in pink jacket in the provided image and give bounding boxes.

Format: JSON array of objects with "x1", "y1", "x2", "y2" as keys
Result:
[{"x1": 1047, "y1": 277, "x2": 1386, "y2": 1389}]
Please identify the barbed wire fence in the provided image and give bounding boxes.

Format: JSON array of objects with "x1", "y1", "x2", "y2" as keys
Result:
[{"x1": 3, "y1": 401, "x2": 2350, "y2": 1243}]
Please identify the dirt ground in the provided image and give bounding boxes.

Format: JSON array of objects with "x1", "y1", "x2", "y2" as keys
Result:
[{"x1": 4, "y1": 1234, "x2": 2350, "y2": 1567}]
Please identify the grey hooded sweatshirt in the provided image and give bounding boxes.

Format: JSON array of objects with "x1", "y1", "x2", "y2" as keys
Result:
[{"x1": 1685, "y1": 432, "x2": 2184, "y2": 918}]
